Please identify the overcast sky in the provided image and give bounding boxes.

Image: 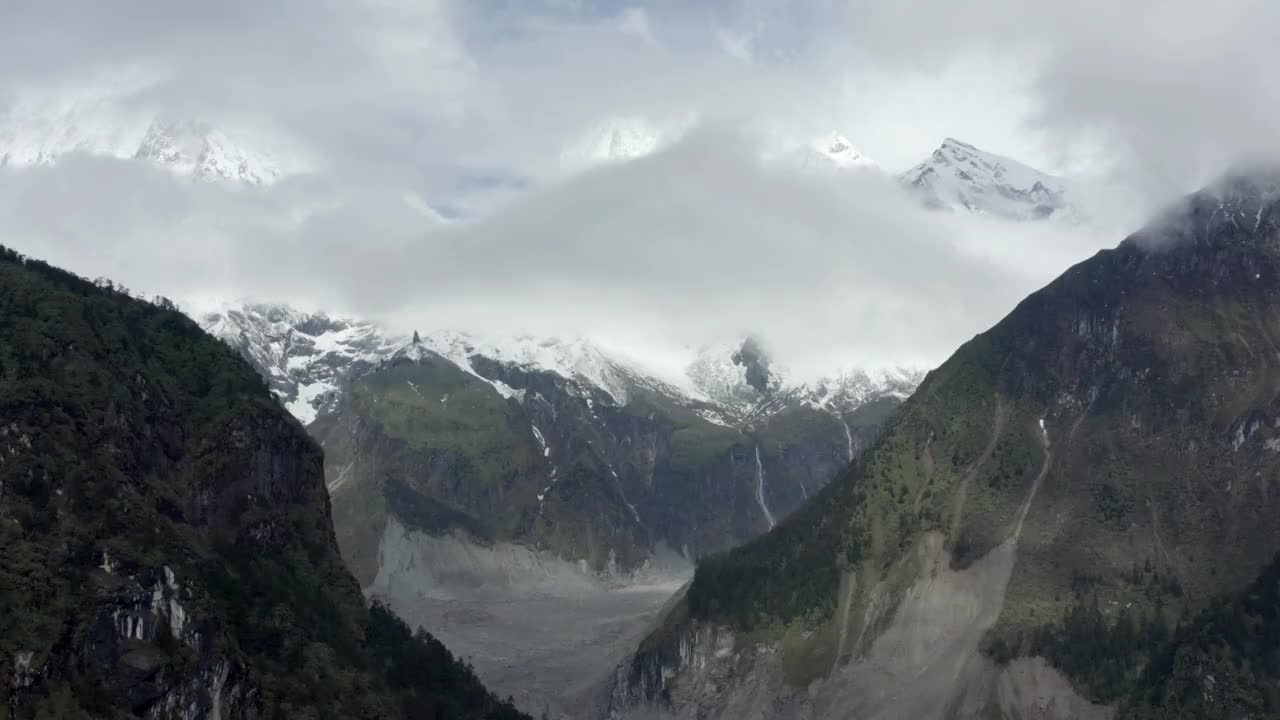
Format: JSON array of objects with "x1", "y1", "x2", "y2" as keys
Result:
[{"x1": 2, "y1": 0, "x2": 1278, "y2": 376}]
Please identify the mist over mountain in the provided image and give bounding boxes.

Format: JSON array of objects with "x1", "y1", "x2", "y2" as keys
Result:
[
  {"x1": 0, "y1": 90, "x2": 299, "y2": 185},
  {"x1": 5, "y1": 2, "x2": 1280, "y2": 719}
]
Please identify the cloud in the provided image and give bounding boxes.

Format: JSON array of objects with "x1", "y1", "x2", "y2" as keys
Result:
[
  {"x1": 2, "y1": 0, "x2": 1275, "y2": 379},
  {"x1": 6, "y1": 0, "x2": 1277, "y2": 196},
  {"x1": 0, "y1": 0, "x2": 1081, "y2": 189},
  {"x1": 1, "y1": 0, "x2": 474, "y2": 189},
  {"x1": 833, "y1": 0, "x2": 1280, "y2": 196},
  {"x1": 715, "y1": 26, "x2": 755, "y2": 63},
  {"x1": 0, "y1": 127, "x2": 1111, "y2": 377},
  {"x1": 617, "y1": 6, "x2": 655, "y2": 43}
]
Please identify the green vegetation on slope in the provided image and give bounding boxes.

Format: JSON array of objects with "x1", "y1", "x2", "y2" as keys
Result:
[
  {"x1": 684, "y1": 343, "x2": 1030, "y2": 634},
  {"x1": 1020, "y1": 592, "x2": 1173, "y2": 701},
  {"x1": 367, "y1": 603, "x2": 526, "y2": 720},
  {"x1": 673, "y1": 177, "x2": 1280, "y2": 705},
  {"x1": 1120, "y1": 553, "x2": 1280, "y2": 719},
  {"x1": 353, "y1": 359, "x2": 531, "y2": 486},
  {"x1": 0, "y1": 246, "x2": 527, "y2": 719},
  {"x1": 383, "y1": 476, "x2": 494, "y2": 542},
  {"x1": 621, "y1": 387, "x2": 740, "y2": 474}
]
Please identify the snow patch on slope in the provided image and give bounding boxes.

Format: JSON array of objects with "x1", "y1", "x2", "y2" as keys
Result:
[
  {"x1": 686, "y1": 340, "x2": 781, "y2": 408},
  {"x1": 198, "y1": 303, "x2": 640, "y2": 421},
  {"x1": 423, "y1": 330, "x2": 633, "y2": 405},
  {"x1": 198, "y1": 302, "x2": 399, "y2": 422}
]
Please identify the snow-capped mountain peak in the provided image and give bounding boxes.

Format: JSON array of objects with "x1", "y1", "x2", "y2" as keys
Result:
[
  {"x1": 686, "y1": 338, "x2": 783, "y2": 408},
  {"x1": 559, "y1": 116, "x2": 664, "y2": 171},
  {"x1": 199, "y1": 302, "x2": 400, "y2": 423},
  {"x1": 0, "y1": 92, "x2": 145, "y2": 168},
  {"x1": 197, "y1": 302, "x2": 926, "y2": 431},
  {"x1": 807, "y1": 131, "x2": 878, "y2": 170},
  {"x1": 684, "y1": 337, "x2": 924, "y2": 424},
  {"x1": 898, "y1": 138, "x2": 1079, "y2": 222},
  {"x1": 197, "y1": 302, "x2": 642, "y2": 420},
  {"x1": 764, "y1": 131, "x2": 880, "y2": 174},
  {"x1": 132, "y1": 118, "x2": 284, "y2": 185},
  {"x1": 0, "y1": 92, "x2": 292, "y2": 185}
]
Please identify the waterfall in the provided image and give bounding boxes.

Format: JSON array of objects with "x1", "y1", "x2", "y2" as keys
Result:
[
  {"x1": 839, "y1": 413, "x2": 855, "y2": 463},
  {"x1": 754, "y1": 445, "x2": 776, "y2": 529}
]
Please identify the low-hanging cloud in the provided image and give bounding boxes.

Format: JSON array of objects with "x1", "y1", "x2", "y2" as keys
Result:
[
  {"x1": 3, "y1": 0, "x2": 1271, "y2": 380},
  {"x1": 835, "y1": 0, "x2": 1280, "y2": 196},
  {"x1": 5, "y1": 0, "x2": 1278, "y2": 193},
  {"x1": 0, "y1": 127, "x2": 1113, "y2": 378}
]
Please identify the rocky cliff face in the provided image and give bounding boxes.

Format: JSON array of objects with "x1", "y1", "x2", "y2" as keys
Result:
[
  {"x1": 607, "y1": 171, "x2": 1280, "y2": 718},
  {"x1": 0, "y1": 248, "x2": 525, "y2": 719}
]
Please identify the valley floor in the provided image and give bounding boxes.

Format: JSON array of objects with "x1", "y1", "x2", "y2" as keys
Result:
[
  {"x1": 407, "y1": 578, "x2": 687, "y2": 718},
  {"x1": 367, "y1": 519, "x2": 691, "y2": 719}
]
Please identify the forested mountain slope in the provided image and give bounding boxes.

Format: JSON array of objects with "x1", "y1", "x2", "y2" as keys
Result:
[
  {"x1": 1120, "y1": 552, "x2": 1279, "y2": 719},
  {"x1": 0, "y1": 247, "x2": 526, "y2": 720}
]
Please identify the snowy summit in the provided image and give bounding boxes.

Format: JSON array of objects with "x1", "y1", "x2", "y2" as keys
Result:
[
  {"x1": 559, "y1": 116, "x2": 664, "y2": 171},
  {"x1": 805, "y1": 131, "x2": 879, "y2": 170},
  {"x1": 898, "y1": 138, "x2": 1079, "y2": 222},
  {"x1": 197, "y1": 302, "x2": 924, "y2": 430},
  {"x1": 0, "y1": 91, "x2": 292, "y2": 185}
]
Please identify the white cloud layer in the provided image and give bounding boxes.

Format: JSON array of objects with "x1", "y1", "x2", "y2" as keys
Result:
[
  {"x1": 0, "y1": 127, "x2": 1115, "y2": 376},
  {"x1": 2, "y1": 0, "x2": 1276, "y2": 374}
]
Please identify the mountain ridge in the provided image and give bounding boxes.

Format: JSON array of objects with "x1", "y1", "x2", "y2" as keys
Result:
[
  {"x1": 197, "y1": 302, "x2": 923, "y2": 432},
  {"x1": 605, "y1": 169, "x2": 1280, "y2": 718}
]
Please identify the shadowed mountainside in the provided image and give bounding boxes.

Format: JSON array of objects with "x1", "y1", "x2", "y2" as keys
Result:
[{"x1": 0, "y1": 246, "x2": 527, "y2": 720}]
